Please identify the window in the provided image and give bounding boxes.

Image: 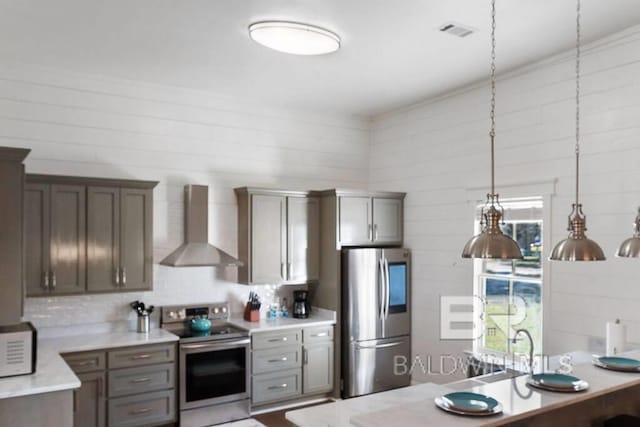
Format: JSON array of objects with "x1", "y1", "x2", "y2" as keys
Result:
[{"x1": 473, "y1": 198, "x2": 543, "y2": 357}]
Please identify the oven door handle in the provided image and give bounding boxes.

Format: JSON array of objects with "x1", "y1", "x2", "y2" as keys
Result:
[{"x1": 181, "y1": 339, "x2": 250, "y2": 350}]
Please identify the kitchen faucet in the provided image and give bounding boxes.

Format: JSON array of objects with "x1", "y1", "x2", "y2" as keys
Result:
[{"x1": 512, "y1": 329, "x2": 534, "y2": 375}]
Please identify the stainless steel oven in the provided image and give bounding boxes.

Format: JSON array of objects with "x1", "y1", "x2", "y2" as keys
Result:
[{"x1": 162, "y1": 303, "x2": 251, "y2": 427}]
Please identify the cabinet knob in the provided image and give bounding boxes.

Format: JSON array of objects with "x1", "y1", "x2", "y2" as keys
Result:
[
  {"x1": 50, "y1": 271, "x2": 57, "y2": 289},
  {"x1": 43, "y1": 271, "x2": 49, "y2": 290}
]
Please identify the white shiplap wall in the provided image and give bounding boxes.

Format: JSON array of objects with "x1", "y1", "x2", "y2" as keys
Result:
[
  {"x1": 370, "y1": 26, "x2": 640, "y2": 383},
  {"x1": 1, "y1": 63, "x2": 370, "y2": 327}
]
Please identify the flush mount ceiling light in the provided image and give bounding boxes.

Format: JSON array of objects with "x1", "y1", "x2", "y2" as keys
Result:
[
  {"x1": 248, "y1": 21, "x2": 340, "y2": 55},
  {"x1": 461, "y1": 0, "x2": 522, "y2": 260},
  {"x1": 549, "y1": 0, "x2": 605, "y2": 261},
  {"x1": 616, "y1": 208, "x2": 640, "y2": 258}
]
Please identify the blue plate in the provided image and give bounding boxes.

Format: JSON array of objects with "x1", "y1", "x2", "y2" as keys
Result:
[
  {"x1": 594, "y1": 356, "x2": 640, "y2": 372},
  {"x1": 527, "y1": 373, "x2": 589, "y2": 392},
  {"x1": 434, "y1": 392, "x2": 502, "y2": 416}
]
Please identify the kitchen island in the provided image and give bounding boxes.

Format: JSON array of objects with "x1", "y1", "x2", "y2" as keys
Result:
[{"x1": 286, "y1": 350, "x2": 640, "y2": 426}]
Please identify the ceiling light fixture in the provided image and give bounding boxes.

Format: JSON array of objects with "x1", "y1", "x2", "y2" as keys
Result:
[
  {"x1": 549, "y1": 0, "x2": 605, "y2": 261},
  {"x1": 616, "y1": 208, "x2": 640, "y2": 257},
  {"x1": 461, "y1": 0, "x2": 522, "y2": 260},
  {"x1": 248, "y1": 21, "x2": 340, "y2": 55}
]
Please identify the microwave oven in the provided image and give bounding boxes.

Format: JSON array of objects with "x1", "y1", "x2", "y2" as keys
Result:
[{"x1": 0, "y1": 322, "x2": 37, "y2": 378}]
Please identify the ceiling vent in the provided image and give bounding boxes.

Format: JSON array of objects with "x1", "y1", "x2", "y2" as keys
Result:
[{"x1": 439, "y1": 22, "x2": 475, "y2": 38}]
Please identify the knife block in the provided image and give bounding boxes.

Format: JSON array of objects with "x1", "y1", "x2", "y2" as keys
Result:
[{"x1": 244, "y1": 304, "x2": 260, "y2": 322}]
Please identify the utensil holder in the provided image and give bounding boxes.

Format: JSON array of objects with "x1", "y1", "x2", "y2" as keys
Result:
[
  {"x1": 137, "y1": 314, "x2": 150, "y2": 333},
  {"x1": 243, "y1": 304, "x2": 260, "y2": 322}
]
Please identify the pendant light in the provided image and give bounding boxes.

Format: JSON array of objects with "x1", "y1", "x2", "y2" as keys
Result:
[
  {"x1": 461, "y1": 0, "x2": 522, "y2": 260},
  {"x1": 549, "y1": 0, "x2": 605, "y2": 261},
  {"x1": 616, "y1": 208, "x2": 640, "y2": 257}
]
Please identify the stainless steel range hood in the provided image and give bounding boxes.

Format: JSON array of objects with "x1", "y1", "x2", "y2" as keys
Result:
[{"x1": 160, "y1": 185, "x2": 242, "y2": 267}]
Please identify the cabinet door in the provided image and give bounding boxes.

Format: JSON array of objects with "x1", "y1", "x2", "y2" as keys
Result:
[
  {"x1": 74, "y1": 371, "x2": 106, "y2": 427},
  {"x1": 338, "y1": 196, "x2": 372, "y2": 245},
  {"x1": 24, "y1": 183, "x2": 51, "y2": 296},
  {"x1": 251, "y1": 194, "x2": 286, "y2": 284},
  {"x1": 120, "y1": 188, "x2": 153, "y2": 290},
  {"x1": 372, "y1": 197, "x2": 403, "y2": 244},
  {"x1": 87, "y1": 187, "x2": 120, "y2": 292},
  {"x1": 50, "y1": 184, "x2": 86, "y2": 293},
  {"x1": 287, "y1": 197, "x2": 320, "y2": 283},
  {"x1": 303, "y1": 342, "x2": 334, "y2": 395}
]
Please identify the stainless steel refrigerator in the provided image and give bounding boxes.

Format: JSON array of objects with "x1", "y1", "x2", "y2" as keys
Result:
[{"x1": 341, "y1": 248, "x2": 411, "y2": 398}]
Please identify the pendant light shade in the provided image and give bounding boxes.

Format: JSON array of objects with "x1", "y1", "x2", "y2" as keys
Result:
[
  {"x1": 549, "y1": 0, "x2": 605, "y2": 262},
  {"x1": 462, "y1": 201, "x2": 523, "y2": 259},
  {"x1": 461, "y1": 0, "x2": 522, "y2": 260},
  {"x1": 616, "y1": 208, "x2": 640, "y2": 258}
]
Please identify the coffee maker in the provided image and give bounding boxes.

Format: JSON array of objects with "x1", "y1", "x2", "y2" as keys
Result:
[{"x1": 292, "y1": 290, "x2": 311, "y2": 319}]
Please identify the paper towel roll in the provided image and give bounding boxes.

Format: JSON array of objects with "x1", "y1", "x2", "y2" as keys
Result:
[{"x1": 606, "y1": 319, "x2": 626, "y2": 356}]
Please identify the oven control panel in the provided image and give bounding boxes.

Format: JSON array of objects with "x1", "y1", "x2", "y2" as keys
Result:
[{"x1": 161, "y1": 303, "x2": 230, "y2": 325}]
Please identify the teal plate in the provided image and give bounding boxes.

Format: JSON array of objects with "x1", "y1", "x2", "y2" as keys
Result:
[
  {"x1": 527, "y1": 373, "x2": 589, "y2": 392},
  {"x1": 594, "y1": 356, "x2": 640, "y2": 372},
  {"x1": 434, "y1": 392, "x2": 502, "y2": 416}
]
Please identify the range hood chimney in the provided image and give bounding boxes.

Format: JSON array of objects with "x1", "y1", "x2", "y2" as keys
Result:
[{"x1": 160, "y1": 185, "x2": 242, "y2": 267}]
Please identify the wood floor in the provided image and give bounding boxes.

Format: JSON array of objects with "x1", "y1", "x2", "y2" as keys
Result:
[{"x1": 254, "y1": 402, "x2": 327, "y2": 427}]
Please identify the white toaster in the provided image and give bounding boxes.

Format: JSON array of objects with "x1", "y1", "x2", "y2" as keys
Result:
[{"x1": 0, "y1": 322, "x2": 37, "y2": 378}]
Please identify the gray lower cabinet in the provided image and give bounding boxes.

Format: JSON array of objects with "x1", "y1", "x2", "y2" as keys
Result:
[
  {"x1": 63, "y1": 342, "x2": 176, "y2": 427},
  {"x1": 25, "y1": 183, "x2": 86, "y2": 296},
  {"x1": 74, "y1": 371, "x2": 106, "y2": 427},
  {"x1": 251, "y1": 326, "x2": 334, "y2": 407},
  {"x1": 303, "y1": 342, "x2": 334, "y2": 395},
  {"x1": 25, "y1": 174, "x2": 157, "y2": 296}
]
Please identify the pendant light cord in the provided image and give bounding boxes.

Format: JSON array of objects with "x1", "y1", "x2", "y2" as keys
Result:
[
  {"x1": 490, "y1": 0, "x2": 497, "y2": 195},
  {"x1": 575, "y1": 0, "x2": 581, "y2": 207}
]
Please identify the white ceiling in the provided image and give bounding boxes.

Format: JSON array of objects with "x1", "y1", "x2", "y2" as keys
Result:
[{"x1": 1, "y1": 0, "x2": 639, "y2": 117}]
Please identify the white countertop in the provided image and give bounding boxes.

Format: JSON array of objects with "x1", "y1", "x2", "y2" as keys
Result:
[
  {"x1": 228, "y1": 307, "x2": 336, "y2": 334},
  {"x1": 287, "y1": 350, "x2": 640, "y2": 427},
  {"x1": 0, "y1": 324, "x2": 178, "y2": 400}
]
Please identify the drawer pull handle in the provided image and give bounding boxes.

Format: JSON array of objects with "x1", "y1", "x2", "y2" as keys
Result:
[
  {"x1": 70, "y1": 360, "x2": 97, "y2": 367},
  {"x1": 268, "y1": 337, "x2": 287, "y2": 342},
  {"x1": 268, "y1": 357, "x2": 288, "y2": 363},
  {"x1": 130, "y1": 377, "x2": 151, "y2": 383},
  {"x1": 268, "y1": 383, "x2": 288, "y2": 390},
  {"x1": 130, "y1": 354, "x2": 152, "y2": 360},
  {"x1": 130, "y1": 407, "x2": 152, "y2": 415},
  {"x1": 311, "y1": 332, "x2": 328, "y2": 337}
]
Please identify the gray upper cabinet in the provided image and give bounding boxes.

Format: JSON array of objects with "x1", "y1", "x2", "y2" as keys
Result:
[
  {"x1": 235, "y1": 188, "x2": 320, "y2": 285},
  {"x1": 0, "y1": 147, "x2": 29, "y2": 325},
  {"x1": 287, "y1": 196, "x2": 320, "y2": 283},
  {"x1": 87, "y1": 187, "x2": 120, "y2": 292},
  {"x1": 338, "y1": 196, "x2": 371, "y2": 245},
  {"x1": 118, "y1": 188, "x2": 153, "y2": 291},
  {"x1": 25, "y1": 183, "x2": 86, "y2": 295},
  {"x1": 372, "y1": 197, "x2": 403, "y2": 244},
  {"x1": 26, "y1": 174, "x2": 157, "y2": 297},
  {"x1": 326, "y1": 190, "x2": 405, "y2": 247},
  {"x1": 250, "y1": 194, "x2": 286, "y2": 284}
]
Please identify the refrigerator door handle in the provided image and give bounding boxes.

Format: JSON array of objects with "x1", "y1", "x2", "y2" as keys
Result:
[
  {"x1": 378, "y1": 258, "x2": 385, "y2": 319},
  {"x1": 384, "y1": 258, "x2": 390, "y2": 319},
  {"x1": 356, "y1": 341, "x2": 402, "y2": 350}
]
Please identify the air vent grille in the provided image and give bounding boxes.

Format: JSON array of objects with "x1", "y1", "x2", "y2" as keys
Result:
[
  {"x1": 439, "y1": 22, "x2": 475, "y2": 38},
  {"x1": 6, "y1": 340, "x2": 25, "y2": 365}
]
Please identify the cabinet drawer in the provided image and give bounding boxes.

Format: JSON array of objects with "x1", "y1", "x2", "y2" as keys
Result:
[
  {"x1": 62, "y1": 351, "x2": 106, "y2": 373},
  {"x1": 108, "y1": 344, "x2": 174, "y2": 369},
  {"x1": 303, "y1": 326, "x2": 333, "y2": 344},
  {"x1": 253, "y1": 346, "x2": 301, "y2": 374},
  {"x1": 252, "y1": 369, "x2": 301, "y2": 405},
  {"x1": 108, "y1": 362, "x2": 175, "y2": 397},
  {"x1": 108, "y1": 389, "x2": 175, "y2": 427},
  {"x1": 252, "y1": 329, "x2": 301, "y2": 350}
]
